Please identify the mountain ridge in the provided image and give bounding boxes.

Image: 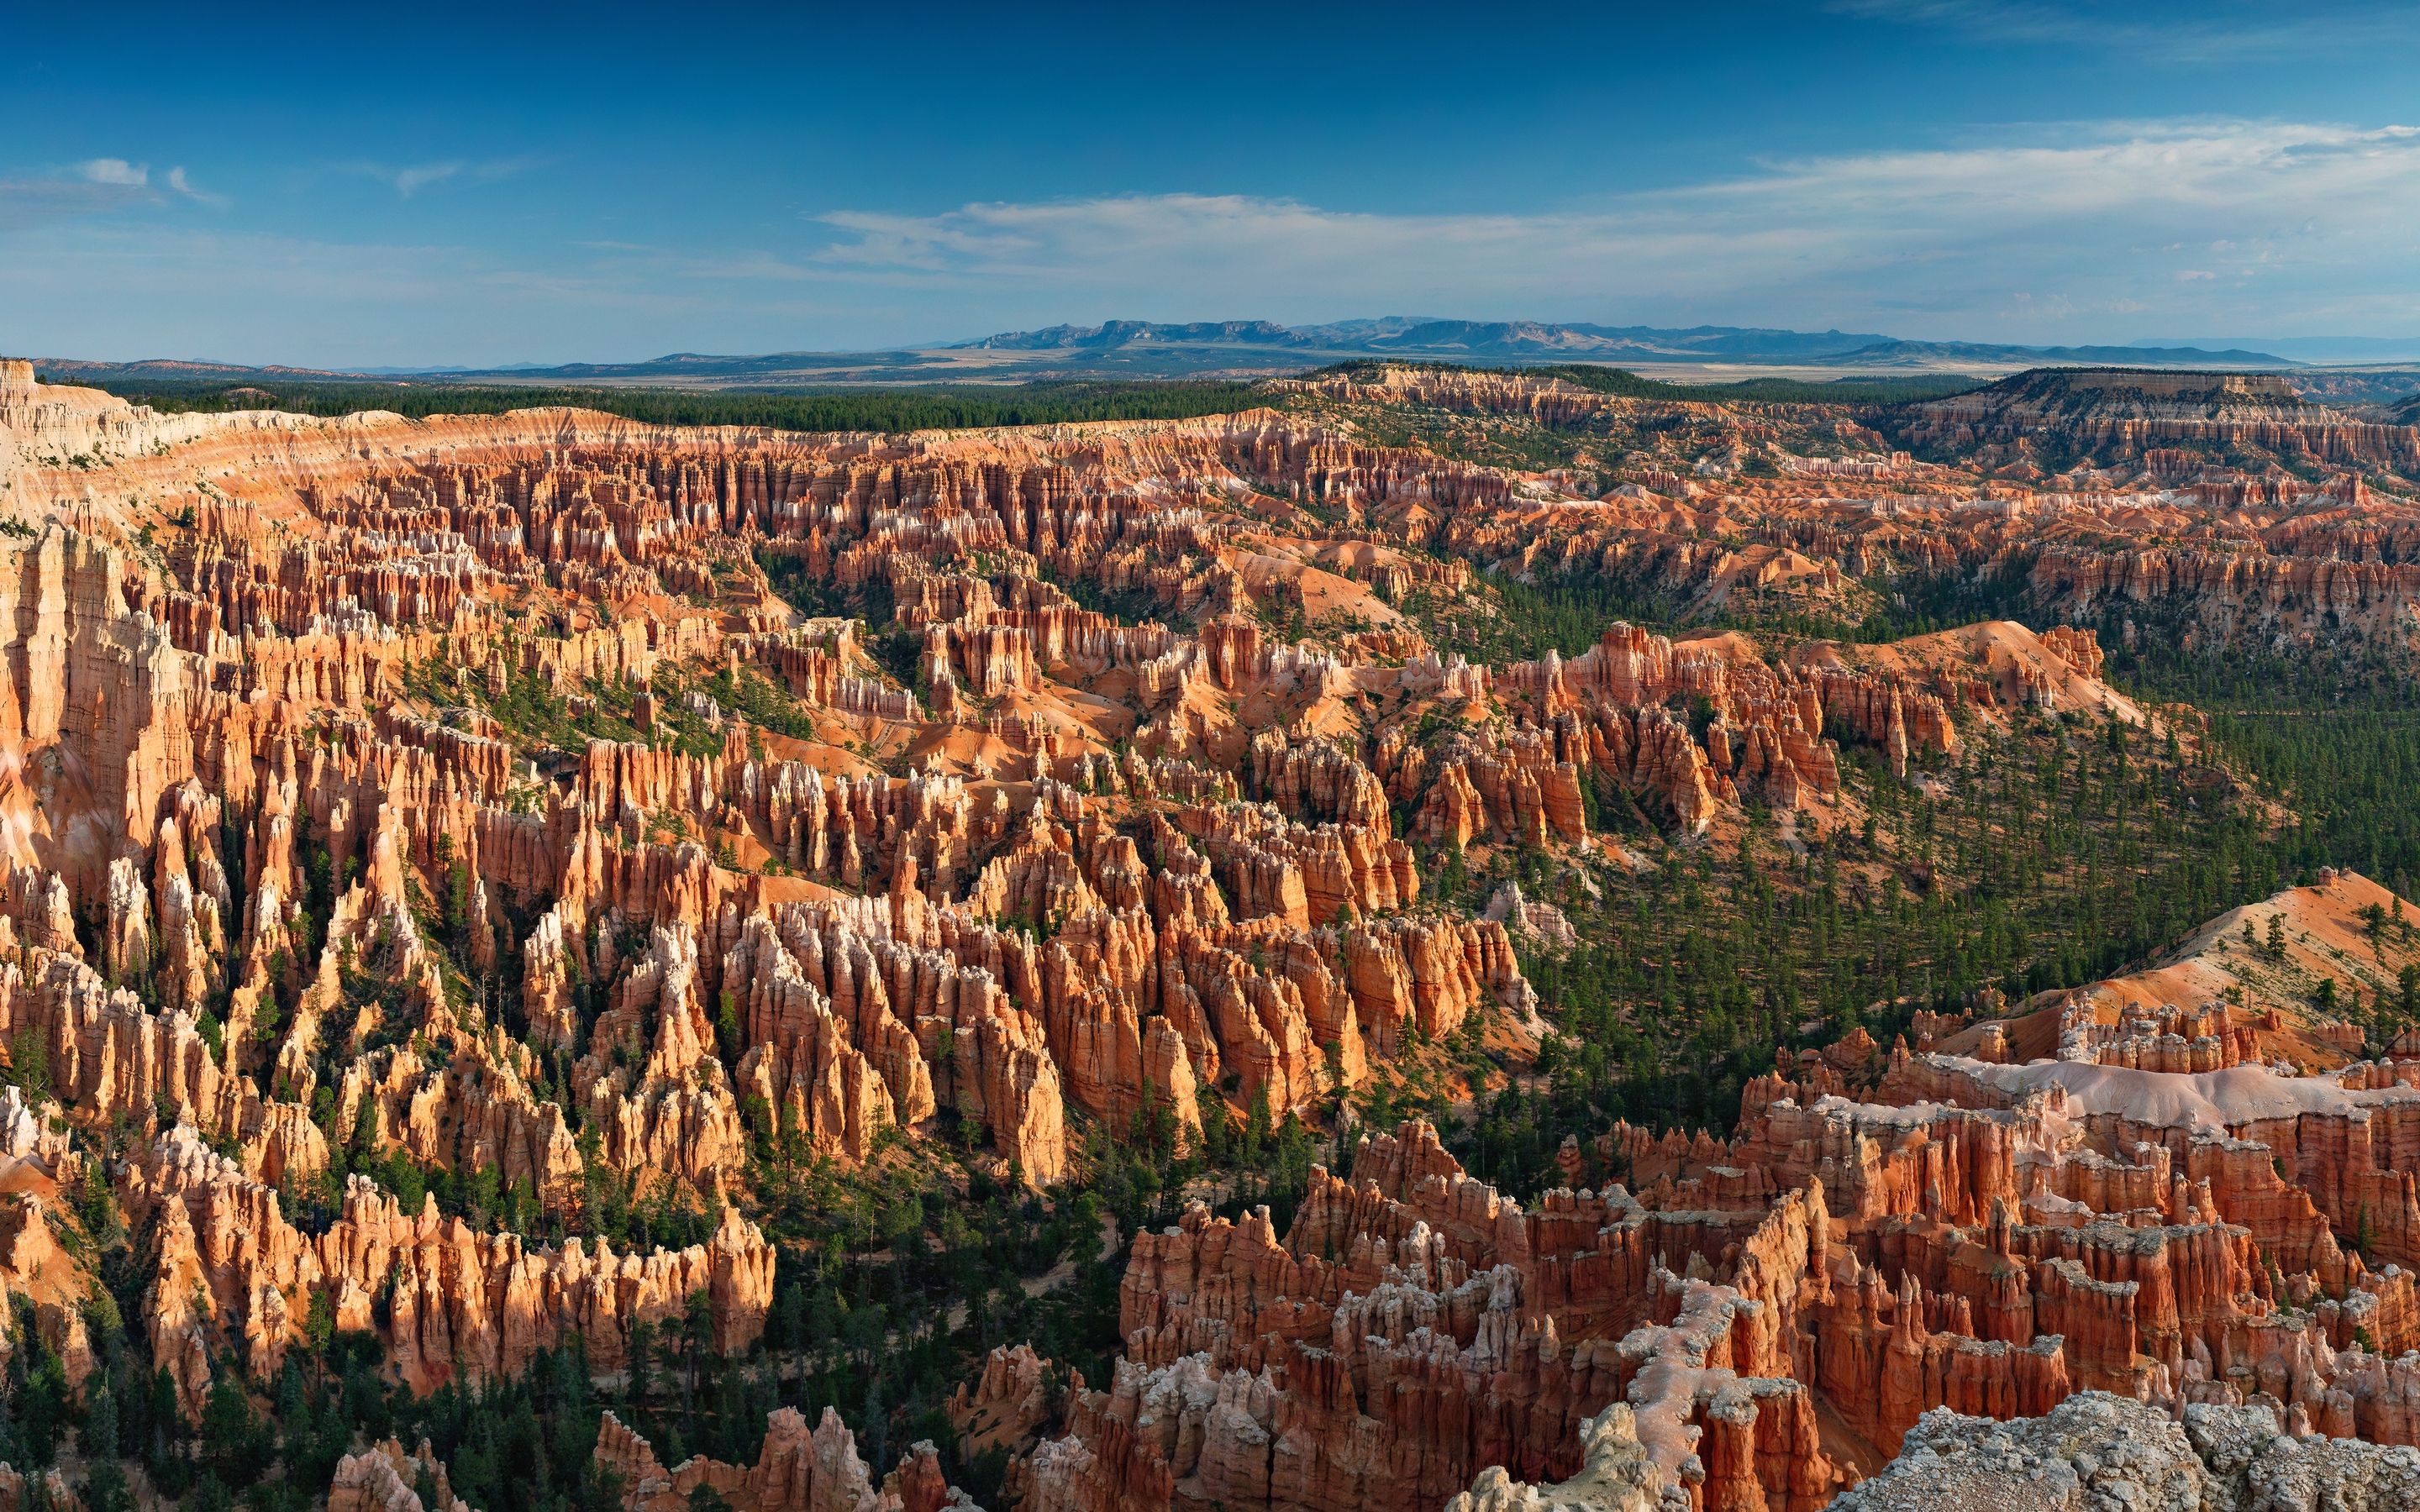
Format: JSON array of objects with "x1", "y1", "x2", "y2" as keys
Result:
[{"x1": 25, "y1": 321, "x2": 2301, "y2": 387}]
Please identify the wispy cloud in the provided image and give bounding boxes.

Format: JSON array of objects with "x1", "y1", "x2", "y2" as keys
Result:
[
  {"x1": 165, "y1": 167, "x2": 229, "y2": 207},
  {"x1": 1827, "y1": 1, "x2": 2420, "y2": 65},
  {"x1": 8, "y1": 117, "x2": 2420, "y2": 363},
  {"x1": 793, "y1": 119, "x2": 2420, "y2": 337},
  {"x1": 77, "y1": 158, "x2": 149, "y2": 186},
  {"x1": 346, "y1": 156, "x2": 548, "y2": 197},
  {"x1": 1, "y1": 161, "x2": 160, "y2": 234},
  {"x1": 396, "y1": 163, "x2": 460, "y2": 196},
  {"x1": 1, "y1": 156, "x2": 227, "y2": 232},
  {"x1": 0, "y1": 216, "x2": 892, "y2": 366}
]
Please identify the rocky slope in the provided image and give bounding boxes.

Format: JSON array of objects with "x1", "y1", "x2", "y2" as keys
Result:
[
  {"x1": 4, "y1": 356, "x2": 2418, "y2": 1512},
  {"x1": 1468, "y1": 1390, "x2": 2420, "y2": 1512},
  {"x1": 1273, "y1": 362, "x2": 2420, "y2": 664},
  {"x1": 996, "y1": 873, "x2": 2420, "y2": 1512},
  {"x1": 595, "y1": 1405, "x2": 979, "y2": 1512}
]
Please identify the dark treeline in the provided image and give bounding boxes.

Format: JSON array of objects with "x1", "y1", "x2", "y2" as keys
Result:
[
  {"x1": 1527, "y1": 365, "x2": 1986, "y2": 407},
  {"x1": 2099, "y1": 601, "x2": 2420, "y2": 900},
  {"x1": 1712, "y1": 554, "x2": 2042, "y2": 645},
  {"x1": 1414, "y1": 573, "x2": 1686, "y2": 664},
  {"x1": 1414, "y1": 559, "x2": 2045, "y2": 669},
  {"x1": 1307, "y1": 360, "x2": 1984, "y2": 407},
  {"x1": 41, "y1": 378, "x2": 1269, "y2": 433}
]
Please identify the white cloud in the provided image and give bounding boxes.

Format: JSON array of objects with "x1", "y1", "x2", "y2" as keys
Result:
[
  {"x1": 0, "y1": 176, "x2": 153, "y2": 234},
  {"x1": 8, "y1": 117, "x2": 2420, "y2": 362},
  {"x1": 793, "y1": 119, "x2": 2420, "y2": 338},
  {"x1": 340, "y1": 156, "x2": 546, "y2": 197},
  {"x1": 165, "y1": 167, "x2": 229, "y2": 208},
  {"x1": 0, "y1": 156, "x2": 234, "y2": 234},
  {"x1": 77, "y1": 158, "x2": 148, "y2": 186},
  {"x1": 394, "y1": 163, "x2": 460, "y2": 197}
]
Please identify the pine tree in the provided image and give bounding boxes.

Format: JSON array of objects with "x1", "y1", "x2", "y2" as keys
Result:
[
  {"x1": 583, "y1": 1462, "x2": 626, "y2": 1512},
  {"x1": 83, "y1": 1383, "x2": 127, "y2": 1512},
  {"x1": 1242, "y1": 1081, "x2": 1271, "y2": 1168}
]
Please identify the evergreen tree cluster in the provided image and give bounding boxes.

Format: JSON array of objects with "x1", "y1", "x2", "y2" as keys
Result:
[{"x1": 61, "y1": 380, "x2": 1266, "y2": 434}]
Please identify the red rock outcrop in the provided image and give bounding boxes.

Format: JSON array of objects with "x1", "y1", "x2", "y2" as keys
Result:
[
  {"x1": 328, "y1": 1440, "x2": 476, "y2": 1512},
  {"x1": 949, "y1": 1343, "x2": 1056, "y2": 1457},
  {"x1": 595, "y1": 1406, "x2": 980, "y2": 1512},
  {"x1": 18, "y1": 354, "x2": 2420, "y2": 1512},
  {"x1": 124, "y1": 1124, "x2": 776, "y2": 1409},
  {"x1": 1030, "y1": 1120, "x2": 1846, "y2": 1512}
]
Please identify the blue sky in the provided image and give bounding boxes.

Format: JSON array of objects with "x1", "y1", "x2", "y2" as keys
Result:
[{"x1": 4, "y1": 0, "x2": 2417, "y2": 368}]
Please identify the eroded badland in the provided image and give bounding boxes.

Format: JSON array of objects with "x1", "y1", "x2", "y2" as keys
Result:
[{"x1": 4, "y1": 355, "x2": 2420, "y2": 1512}]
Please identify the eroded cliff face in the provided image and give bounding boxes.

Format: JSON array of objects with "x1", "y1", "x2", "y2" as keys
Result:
[
  {"x1": 329, "y1": 1440, "x2": 477, "y2": 1512},
  {"x1": 1010, "y1": 1120, "x2": 1846, "y2": 1512},
  {"x1": 1284, "y1": 365, "x2": 2420, "y2": 667},
  {"x1": 595, "y1": 1406, "x2": 980, "y2": 1512},
  {"x1": 0, "y1": 385, "x2": 1579, "y2": 1429},
  {"x1": 331, "y1": 1419, "x2": 982, "y2": 1512},
  {"x1": 1389, "y1": 869, "x2": 2420, "y2": 1512},
  {"x1": 124, "y1": 1124, "x2": 776, "y2": 1406},
  {"x1": 8, "y1": 362, "x2": 2417, "y2": 1512},
  {"x1": 1897, "y1": 369, "x2": 2420, "y2": 472}
]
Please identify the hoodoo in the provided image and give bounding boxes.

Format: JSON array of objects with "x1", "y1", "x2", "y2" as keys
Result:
[{"x1": 0, "y1": 346, "x2": 2413, "y2": 1512}]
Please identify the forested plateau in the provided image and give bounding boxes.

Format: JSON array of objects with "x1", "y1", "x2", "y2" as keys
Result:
[{"x1": 3, "y1": 355, "x2": 2420, "y2": 1512}]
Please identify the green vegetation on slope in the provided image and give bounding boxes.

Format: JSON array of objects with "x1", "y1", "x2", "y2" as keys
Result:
[
  {"x1": 49, "y1": 377, "x2": 1270, "y2": 433},
  {"x1": 2100, "y1": 607, "x2": 2420, "y2": 898},
  {"x1": 1402, "y1": 557, "x2": 2041, "y2": 666},
  {"x1": 1417, "y1": 717, "x2": 2275, "y2": 1185},
  {"x1": 1378, "y1": 561, "x2": 2420, "y2": 1204},
  {"x1": 1525, "y1": 365, "x2": 1989, "y2": 407},
  {"x1": 1409, "y1": 572, "x2": 1686, "y2": 663}
]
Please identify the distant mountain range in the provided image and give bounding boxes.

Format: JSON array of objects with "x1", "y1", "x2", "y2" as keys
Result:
[
  {"x1": 948, "y1": 318, "x2": 1918, "y2": 360},
  {"x1": 1795, "y1": 339, "x2": 2300, "y2": 370},
  {"x1": 28, "y1": 319, "x2": 2317, "y2": 389},
  {"x1": 29, "y1": 357, "x2": 366, "y2": 381},
  {"x1": 945, "y1": 319, "x2": 2301, "y2": 368},
  {"x1": 2133, "y1": 336, "x2": 2420, "y2": 364},
  {"x1": 349, "y1": 363, "x2": 551, "y2": 375}
]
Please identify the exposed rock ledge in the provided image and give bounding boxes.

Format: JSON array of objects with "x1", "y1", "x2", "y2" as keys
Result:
[{"x1": 1454, "y1": 1391, "x2": 2420, "y2": 1512}]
